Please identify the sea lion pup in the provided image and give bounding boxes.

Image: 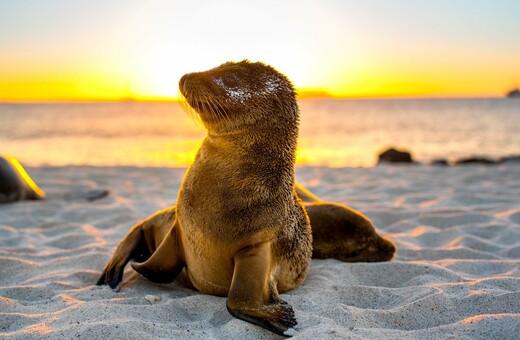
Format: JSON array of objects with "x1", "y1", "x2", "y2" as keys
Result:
[
  {"x1": 0, "y1": 155, "x2": 108, "y2": 203},
  {"x1": 295, "y1": 183, "x2": 396, "y2": 262},
  {"x1": 305, "y1": 202, "x2": 396, "y2": 262},
  {"x1": 131, "y1": 60, "x2": 311, "y2": 336},
  {"x1": 0, "y1": 155, "x2": 46, "y2": 203}
]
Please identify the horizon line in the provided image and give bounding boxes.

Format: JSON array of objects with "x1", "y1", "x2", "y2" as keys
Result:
[{"x1": 0, "y1": 93, "x2": 508, "y2": 104}]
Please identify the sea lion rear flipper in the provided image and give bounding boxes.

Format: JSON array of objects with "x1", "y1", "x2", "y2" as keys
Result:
[
  {"x1": 131, "y1": 220, "x2": 184, "y2": 284},
  {"x1": 97, "y1": 207, "x2": 176, "y2": 289},
  {"x1": 226, "y1": 241, "x2": 297, "y2": 337}
]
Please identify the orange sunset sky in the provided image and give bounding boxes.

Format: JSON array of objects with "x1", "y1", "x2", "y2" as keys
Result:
[{"x1": 1, "y1": 0, "x2": 519, "y2": 102}]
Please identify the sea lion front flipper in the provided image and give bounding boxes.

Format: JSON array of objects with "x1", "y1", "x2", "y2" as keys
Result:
[
  {"x1": 97, "y1": 222, "x2": 149, "y2": 290},
  {"x1": 226, "y1": 241, "x2": 297, "y2": 337},
  {"x1": 97, "y1": 206, "x2": 176, "y2": 289},
  {"x1": 131, "y1": 219, "x2": 184, "y2": 284}
]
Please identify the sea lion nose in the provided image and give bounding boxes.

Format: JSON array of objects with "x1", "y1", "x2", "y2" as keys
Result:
[
  {"x1": 383, "y1": 237, "x2": 396, "y2": 257},
  {"x1": 179, "y1": 73, "x2": 190, "y2": 92}
]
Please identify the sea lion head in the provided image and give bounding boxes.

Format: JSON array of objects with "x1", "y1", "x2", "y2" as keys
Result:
[
  {"x1": 306, "y1": 202, "x2": 396, "y2": 262},
  {"x1": 179, "y1": 60, "x2": 297, "y2": 134}
]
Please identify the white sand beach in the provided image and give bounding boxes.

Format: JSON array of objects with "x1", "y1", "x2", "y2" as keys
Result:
[{"x1": 1, "y1": 164, "x2": 519, "y2": 339}]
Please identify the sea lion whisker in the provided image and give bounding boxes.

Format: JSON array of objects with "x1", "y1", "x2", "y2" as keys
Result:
[
  {"x1": 201, "y1": 99, "x2": 208, "y2": 118},
  {"x1": 217, "y1": 96, "x2": 240, "y2": 131},
  {"x1": 212, "y1": 98, "x2": 231, "y2": 128},
  {"x1": 205, "y1": 99, "x2": 219, "y2": 123},
  {"x1": 178, "y1": 88, "x2": 201, "y2": 126},
  {"x1": 209, "y1": 100, "x2": 224, "y2": 126},
  {"x1": 205, "y1": 94, "x2": 228, "y2": 128},
  {"x1": 202, "y1": 99, "x2": 218, "y2": 126}
]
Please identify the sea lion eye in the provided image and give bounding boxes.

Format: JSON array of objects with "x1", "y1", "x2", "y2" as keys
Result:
[{"x1": 222, "y1": 74, "x2": 239, "y2": 88}]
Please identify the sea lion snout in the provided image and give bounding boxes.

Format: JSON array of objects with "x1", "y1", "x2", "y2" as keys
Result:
[
  {"x1": 179, "y1": 73, "x2": 190, "y2": 94},
  {"x1": 373, "y1": 236, "x2": 396, "y2": 261},
  {"x1": 383, "y1": 237, "x2": 396, "y2": 254},
  {"x1": 179, "y1": 73, "x2": 205, "y2": 98}
]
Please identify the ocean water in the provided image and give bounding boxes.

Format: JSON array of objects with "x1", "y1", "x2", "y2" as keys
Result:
[{"x1": 1, "y1": 98, "x2": 519, "y2": 167}]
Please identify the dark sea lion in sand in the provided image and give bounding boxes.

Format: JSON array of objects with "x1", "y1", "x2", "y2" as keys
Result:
[
  {"x1": 296, "y1": 184, "x2": 396, "y2": 262},
  {"x1": 0, "y1": 155, "x2": 109, "y2": 204},
  {"x1": 308, "y1": 203, "x2": 395, "y2": 261},
  {"x1": 98, "y1": 184, "x2": 395, "y2": 294},
  {"x1": 0, "y1": 155, "x2": 46, "y2": 203},
  {"x1": 100, "y1": 60, "x2": 313, "y2": 336}
]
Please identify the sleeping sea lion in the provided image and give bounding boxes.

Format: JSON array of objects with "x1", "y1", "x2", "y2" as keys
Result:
[
  {"x1": 0, "y1": 155, "x2": 108, "y2": 204},
  {"x1": 0, "y1": 155, "x2": 46, "y2": 203},
  {"x1": 295, "y1": 184, "x2": 396, "y2": 262}
]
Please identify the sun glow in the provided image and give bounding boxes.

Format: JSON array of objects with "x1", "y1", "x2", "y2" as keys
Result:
[{"x1": 1, "y1": 1, "x2": 519, "y2": 102}]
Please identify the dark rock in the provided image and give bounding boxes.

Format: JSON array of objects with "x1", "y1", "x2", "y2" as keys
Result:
[
  {"x1": 377, "y1": 147, "x2": 415, "y2": 164},
  {"x1": 431, "y1": 159, "x2": 449, "y2": 166},
  {"x1": 454, "y1": 157, "x2": 497, "y2": 165},
  {"x1": 499, "y1": 155, "x2": 520, "y2": 164}
]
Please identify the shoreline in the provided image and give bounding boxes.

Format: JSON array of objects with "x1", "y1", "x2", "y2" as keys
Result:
[{"x1": 19, "y1": 156, "x2": 520, "y2": 171}]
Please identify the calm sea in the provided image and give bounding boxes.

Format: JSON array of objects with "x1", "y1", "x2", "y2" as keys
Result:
[{"x1": 1, "y1": 98, "x2": 519, "y2": 167}]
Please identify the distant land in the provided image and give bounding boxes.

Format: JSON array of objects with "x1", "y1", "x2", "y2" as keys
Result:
[
  {"x1": 297, "y1": 89, "x2": 334, "y2": 99},
  {"x1": 506, "y1": 88, "x2": 520, "y2": 98}
]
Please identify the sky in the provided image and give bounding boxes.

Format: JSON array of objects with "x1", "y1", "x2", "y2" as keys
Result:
[{"x1": 1, "y1": 0, "x2": 519, "y2": 101}]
